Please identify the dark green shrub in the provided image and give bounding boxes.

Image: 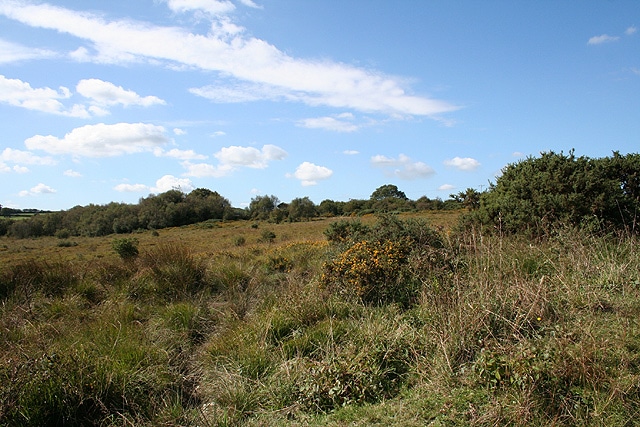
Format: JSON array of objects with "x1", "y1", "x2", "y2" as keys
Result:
[
  {"x1": 463, "y1": 151, "x2": 640, "y2": 236},
  {"x1": 111, "y1": 237, "x2": 139, "y2": 260},
  {"x1": 259, "y1": 230, "x2": 276, "y2": 243},
  {"x1": 323, "y1": 219, "x2": 371, "y2": 244}
]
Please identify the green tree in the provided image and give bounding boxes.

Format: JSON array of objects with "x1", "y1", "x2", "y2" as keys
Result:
[
  {"x1": 370, "y1": 184, "x2": 408, "y2": 201},
  {"x1": 288, "y1": 197, "x2": 317, "y2": 221},
  {"x1": 249, "y1": 195, "x2": 279, "y2": 220},
  {"x1": 452, "y1": 188, "x2": 481, "y2": 210},
  {"x1": 370, "y1": 185, "x2": 410, "y2": 213}
]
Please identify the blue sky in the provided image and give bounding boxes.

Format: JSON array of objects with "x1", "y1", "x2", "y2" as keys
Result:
[{"x1": 1, "y1": 0, "x2": 638, "y2": 211}]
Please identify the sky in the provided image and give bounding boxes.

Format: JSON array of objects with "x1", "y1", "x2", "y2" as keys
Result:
[{"x1": 1, "y1": 0, "x2": 639, "y2": 211}]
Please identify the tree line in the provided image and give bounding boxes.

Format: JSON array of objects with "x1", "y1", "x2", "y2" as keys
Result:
[{"x1": 0, "y1": 185, "x2": 463, "y2": 239}]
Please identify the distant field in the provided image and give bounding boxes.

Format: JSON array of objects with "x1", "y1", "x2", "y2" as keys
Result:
[{"x1": 0, "y1": 210, "x2": 462, "y2": 268}]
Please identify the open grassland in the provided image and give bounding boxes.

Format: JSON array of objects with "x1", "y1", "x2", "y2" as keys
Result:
[
  {"x1": 0, "y1": 210, "x2": 460, "y2": 268},
  {"x1": 2, "y1": 210, "x2": 640, "y2": 426}
]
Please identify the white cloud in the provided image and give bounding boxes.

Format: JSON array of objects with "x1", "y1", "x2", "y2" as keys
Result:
[
  {"x1": 173, "y1": 128, "x2": 186, "y2": 135},
  {"x1": 238, "y1": 0, "x2": 262, "y2": 9},
  {"x1": 443, "y1": 156, "x2": 480, "y2": 171},
  {"x1": 625, "y1": 26, "x2": 637, "y2": 36},
  {"x1": 588, "y1": 34, "x2": 620, "y2": 45},
  {"x1": 0, "y1": 38, "x2": 56, "y2": 64},
  {"x1": 343, "y1": 150, "x2": 359, "y2": 155},
  {"x1": 1, "y1": 147, "x2": 56, "y2": 166},
  {"x1": 114, "y1": 183, "x2": 148, "y2": 192},
  {"x1": 166, "y1": 0, "x2": 235, "y2": 15},
  {"x1": 25, "y1": 123, "x2": 170, "y2": 157},
  {"x1": 19, "y1": 183, "x2": 56, "y2": 196},
  {"x1": 371, "y1": 154, "x2": 435, "y2": 180},
  {"x1": 13, "y1": 165, "x2": 29, "y2": 173},
  {"x1": 63, "y1": 169, "x2": 82, "y2": 177},
  {"x1": 151, "y1": 174, "x2": 194, "y2": 193},
  {"x1": 0, "y1": 74, "x2": 89, "y2": 117},
  {"x1": 155, "y1": 148, "x2": 208, "y2": 160},
  {"x1": 183, "y1": 143, "x2": 286, "y2": 177},
  {"x1": 181, "y1": 161, "x2": 234, "y2": 177},
  {"x1": 211, "y1": 131, "x2": 226, "y2": 137},
  {"x1": 288, "y1": 161, "x2": 333, "y2": 186},
  {"x1": 76, "y1": 78, "x2": 165, "y2": 108},
  {"x1": 214, "y1": 144, "x2": 287, "y2": 168},
  {"x1": 298, "y1": 113, "x2": 359, "y2": 132},
  {"x1": 0, "y1": 1, "x2": 458, "y2": 119},
  {"x1": 438, "y1": 184, "x2": 455, "y2": 191}
]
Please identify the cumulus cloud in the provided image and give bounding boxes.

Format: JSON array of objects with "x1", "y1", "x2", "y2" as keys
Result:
[
  {"x1": 298, "y1": 113, "x2": 359, "y2": 132},
  {"x1": 19, "y1": 183, "x2": 56, "y2": 197},
  {"x1": 214, "y1": 144, "x2": 287, "y2": 168},
  {"x1": 289, "y1": 161, "x2": 333, "y2": 186},
  {"x1": 443, "y1": 156, "x2": 480, "y2": 171},
  {"x1": 1, "y1": 147, "x2": 56, "y2": 166},
  {"x1": 152, "y1": 174, "x2": 194, "y2": 193},
  {"x1": 0, "y1": 74, "x2": 89, "y2": 117},
  {"x1": 181, "y1": 144, "x2": 287, "y2": 177},
  {"x1": 588, "y1": 34, "x2": 620, "y2": 45},
  {"x1": 76, "y1": 78, "x2": 165, "y2": 108},
  {"x1": 0, "y1": 1, "x2": 458, "y2": 120},
  {"x1": 25, "y1": 122, "x2": 170, "y2": 157},
  {"x1": 625, "y1": 26, "x2": 637, "y2": 36},
  {"x1": 114, "y1": 183, "x2": 148, "y2": 192},
  {"x1": 0, "y1": 38, "x2": 56, "y2": 64},
  {"x1": 371, "y1": 154, "x2": 435, "y2": 180},
  {"x1": 113, "y1": 175, "x2": 193, "y2": 194},
  {"x1": 438, "y1": 184, "x2": 455, "y2": 191}
]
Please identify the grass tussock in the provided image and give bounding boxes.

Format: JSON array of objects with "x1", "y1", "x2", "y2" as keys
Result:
[{"x1": 2, "y1": 214, "x2": 640, "y2": 425}]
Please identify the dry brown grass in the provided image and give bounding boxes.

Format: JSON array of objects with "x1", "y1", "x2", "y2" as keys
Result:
[{"x1": 0, "y1": 211, "x2": 462, "y2": 269}]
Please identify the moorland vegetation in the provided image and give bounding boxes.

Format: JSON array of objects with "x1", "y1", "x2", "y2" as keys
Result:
[{"x1": 1, "y1": 151, "x2": 640, "y2": 426}]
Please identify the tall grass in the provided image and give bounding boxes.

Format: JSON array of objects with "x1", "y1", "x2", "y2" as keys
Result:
[{"x1": 2, "y1": 216, "x2": 640, "y2": 426}]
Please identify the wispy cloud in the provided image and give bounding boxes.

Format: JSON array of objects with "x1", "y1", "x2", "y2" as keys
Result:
[
  {"x1": 63, "y1": 169, "x2": 82, "y2": 178},
  {"x1": 371, "y1": 154, "x2": 435, "y2": 180},
  {"x1": 298, "y1": 113, "x2": 359, "y2": 132},
  {"x1": 625, "y1": 26, "x2": 637, "y2": 36},
  {"x1": 0, "y1": 38, "x2": 56, "y2": 64},
  {"x1": 588, "y1": 34, "x2": 620, "y2": 45},
  {"x1": 0, "y1": 1, "x2": 459, "y2": 120}
]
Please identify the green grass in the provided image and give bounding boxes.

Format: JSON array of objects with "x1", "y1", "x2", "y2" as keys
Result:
[{"x1": 2, "y1": 212, "x2": 640, "y2": 425}]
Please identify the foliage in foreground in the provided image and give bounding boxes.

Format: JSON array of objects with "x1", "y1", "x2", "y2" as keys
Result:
[{"x1": 2, "y1": 215, "x2": 640, "y2": 426}]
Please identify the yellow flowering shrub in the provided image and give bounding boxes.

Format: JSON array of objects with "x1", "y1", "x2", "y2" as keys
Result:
[{"x1": 321, "y1": 238, "x2": 416, "y2": 306}]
